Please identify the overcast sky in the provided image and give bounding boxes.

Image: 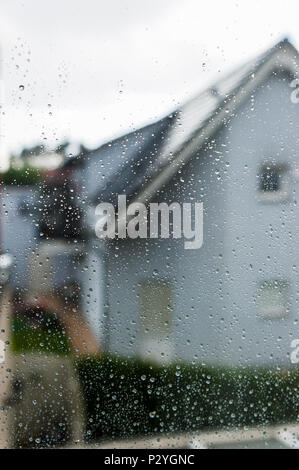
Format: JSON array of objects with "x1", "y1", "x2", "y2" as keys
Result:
[{"x1": 0, "y1": 0, "x2": 298, "y2": 168}]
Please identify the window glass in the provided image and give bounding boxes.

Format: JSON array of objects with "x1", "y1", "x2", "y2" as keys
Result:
[
  {"x1": 139, "y1": 281, "x2": 173, "y2": 362},
  {"x1": 260, "y1": 166, "x2": 281, "y2": 192},
  {"x1": 258, "y1": 280, "x2": 289, "y2": 319},
  {"x1": 3, "y1": 0, "x2": 299, "y2": 452}
]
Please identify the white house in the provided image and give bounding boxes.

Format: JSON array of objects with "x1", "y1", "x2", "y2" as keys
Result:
[{"x1": 62, "y1": 39, "x2": 299, "y2": 368}]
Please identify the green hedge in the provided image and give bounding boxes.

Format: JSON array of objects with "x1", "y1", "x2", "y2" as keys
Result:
[
  {"x1": 2, "y1": 166, "x2": 42, "y2": 186},
  {"x1": 10, "y1": 319, "x2": 299, "y2": 441},
  {"x1": 75, "y1": 355, "x2": 299, "y2": 441},
  {"x1": 11, "y1": 315, "x2": 70, "y2": 356}
]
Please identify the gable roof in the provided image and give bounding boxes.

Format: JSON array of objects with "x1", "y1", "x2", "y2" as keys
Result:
[
  {"x1": 97, "y1": 39, "x2": 299, "y2": 237},
  {"x1": 67, "y1": 39, "x2": 299, "y2": 218},
  {"x1": 92, "y1": 114, "x2": 176, "y2": 206},
  {"x1": 133, "y1": 39, "x2": 299, "y2": 204}
]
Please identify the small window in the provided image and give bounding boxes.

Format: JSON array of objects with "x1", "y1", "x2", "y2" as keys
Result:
[
  {"x1": 260, "y1": 167, "x2": 280, "y2": 192},
  {"x1": 258, "y1": 164, "x2": 289, "y2": 202},
  {"x1": 139, "y1": 281, "x2": 173, "y2": 362},
  {"x1": 258, "y1": 280, "x2": 289, "y2": 319}
]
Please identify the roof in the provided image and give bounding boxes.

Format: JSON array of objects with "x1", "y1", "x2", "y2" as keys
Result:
[
  {"x1": 132, "y1": 39, "x2": 299, "y2": 207},
  {"x1": 66, "y1": 39, "x2": 299, "y2": 214},
  {"x1": 93, "y1": 115, "x2": 176, "y2": 206}
]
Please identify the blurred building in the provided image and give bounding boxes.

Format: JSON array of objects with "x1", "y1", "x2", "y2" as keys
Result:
[
  {"x1": 1, "y1": 153, "x2": 82, "y2": 293},
  {"x1": 1, "y1": 184, "x2": 38, "y2": 290},
  {"x1": 57, "y1": 39, "x2": 299, "y2": 368},
  {"x1": 8, "y1": 39, "x2": 299, "y2": 368}
]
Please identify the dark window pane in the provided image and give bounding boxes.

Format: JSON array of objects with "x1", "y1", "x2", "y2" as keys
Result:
[{"x1": 260, "y1": 167, "x2": 280, "y2": 192}]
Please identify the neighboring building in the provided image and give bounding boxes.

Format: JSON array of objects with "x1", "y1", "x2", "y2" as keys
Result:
[
  {"x1": 1, "y1": 184, "x2": 38, "y2": 290},
  {"x1": 51, "y1": 40, "x2": 299, "y2": 367},
  {"x1": 1, "y1": 155, "x2": 82, "y2": 294}
]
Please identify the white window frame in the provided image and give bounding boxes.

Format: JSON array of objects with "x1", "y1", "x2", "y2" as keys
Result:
[
  {"x1": 257, "y1": 280, "x2": 289, "y2": 319},
  {"x1": 138, "y1": 280, "x2": 174, "y2": 363}
]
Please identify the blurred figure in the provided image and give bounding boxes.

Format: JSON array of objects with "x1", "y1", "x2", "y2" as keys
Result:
[{"x1": 28, "y1": 282, "x2": 100, "y2": 356}]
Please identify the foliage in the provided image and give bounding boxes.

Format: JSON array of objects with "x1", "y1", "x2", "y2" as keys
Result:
[
  {"x1": 11, "y1": 326, "x2": 299, "y2": 441},
  {"x1": 11, "y1": 315, "x2": 71, "y2": 356},
  {"x1": 75, "y1": 355, "x2": 299, "y2": 441},
  {"x1": 2, "y1": 165, "x2": 42, "y2": 186}
]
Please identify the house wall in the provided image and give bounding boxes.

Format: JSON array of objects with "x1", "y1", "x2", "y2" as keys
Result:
[
  {"x1": 101, "y1": 71, "x2": 299, "y2": 367},
  {"x1": 221, "y1": 73, "x2": 299, "y2": 367},
  {"x1": 1, "y1": 186, "x2": 38, "y2": 290}
]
